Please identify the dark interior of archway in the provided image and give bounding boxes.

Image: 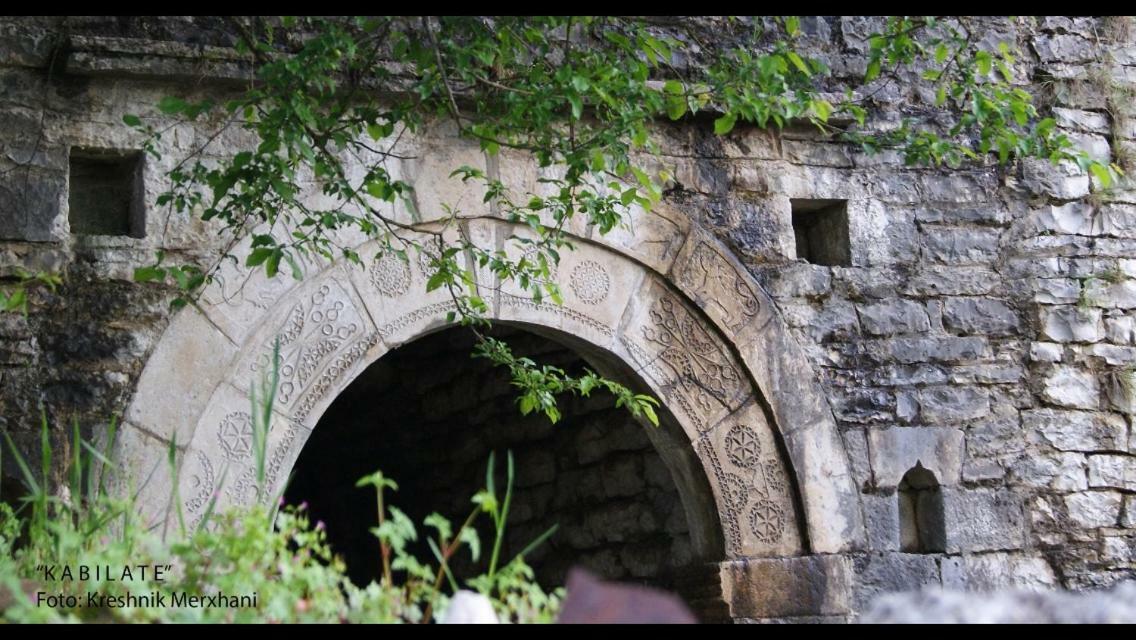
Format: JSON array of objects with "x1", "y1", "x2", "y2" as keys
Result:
[{"x1": 284, "y1": 326, "x2": 696, "y2": 591}]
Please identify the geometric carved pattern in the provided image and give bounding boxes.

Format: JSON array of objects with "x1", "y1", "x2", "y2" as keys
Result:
[
  {"x1": 639, "y1": 295, "x2": 744, "y2": 428},
  {"x1": 569, "y1": 260, "x2": 610, "y2": 305},
  {"x1": 760, "y1": 460, "x2": 787, "y2": 497},
  {"x1": 721, "y1": 472, "x2": 750, "y2": 512},
  {"x1": 680, "y1": 241, "x2": 761, "y2": 334},
  {"x1": 725, "y1": 425, "x2": 762, "y2": 469},
  {"x1": 748, "y1": 499, "x2": 786, "y2": 545},
  {"x1": 370, "y1": 252, "x2": 412, "y2": 298},
  {"x1": 701, "y1": 424, "x2": 791, "y2": 553},
  {"x1": 227, "y1": 422, "x2": 301, "y2": 505},
  {"x1": 251, "y1": 282, "x2": 363, "y2": 406},
  {"x1": 217, "y1": 411, "x2": 254, "y2": 461},
  {"x1": 184, "y1": 451, "x2": 215, "y2": 515}
]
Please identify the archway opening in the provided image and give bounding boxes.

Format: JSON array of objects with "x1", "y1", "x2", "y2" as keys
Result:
[
  {"x1": 898, "y1": 463, "x2": 945, "y2": 554},
  {"x1": 283, "y1": 324, "x2": 723, "y2": 592}
]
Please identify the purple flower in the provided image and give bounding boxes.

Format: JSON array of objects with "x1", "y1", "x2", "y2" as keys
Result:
[{"x1": 315, "y1": 520, "x2": 326, "y2": 531}]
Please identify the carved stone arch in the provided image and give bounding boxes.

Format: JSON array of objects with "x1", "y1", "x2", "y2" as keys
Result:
[{"x1": 114, "y1": 212, "x2": 864, "y2": 568}]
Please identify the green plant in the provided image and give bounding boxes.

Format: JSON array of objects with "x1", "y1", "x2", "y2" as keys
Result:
[
  {"x1": 123, "y1": 16, "x2": 1120, "y2": 426},
  {"x1": 0, "y1": 349, "x2": 561, "y2": 623},
  {"x1": 0, "y1": 269, "x2": 61, "y2": 315}
]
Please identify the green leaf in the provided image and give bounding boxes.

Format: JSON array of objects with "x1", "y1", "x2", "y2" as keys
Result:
[
  {"x1": 865, "y1": 58, "x2": 882, "y2": 83},
  {"x1": 158, "y1": 95, "x2": 187, "y2": 115},
  {"x1": 976, "y1": 51, "x2": 993, "y2": 76},
  {"x1": 666, "y1": 96, "x2": 686, "y2": 120},
  {"x1": 426, "y1": 271, "x2": 447, "y2": 292},
  {"x1": 713, "y1": 112, "x2": 737, "y2": 135},
  {"x1": 284, "y1": 253, "x2": 304, "y2": 280},
  {"x1": 641, "y1": 402, "x2": 659, "y2": 427},
  {"x1": 122, "y1": 114, "x2": 141, "y2": 127},
  {"x1": 811, "y1": 99, "x2": 832, "y2": 123},
  {"x1": 568, "y1": 94, "x2": 583, "y2": 120},
  {"x1": 133, "y1": 266, "x2": 166, "y2": 283},
  {"x1": 783, "y1": 16, "x2": 801, "y2": 37},
  {"x1": 246, "y1": 247, "x2": 274, "y2": 268},
  {"x1": 265, "y1": 250, "x2": 281, "y2": 278},
  {"x1": 459, "y1": 526, "x2": 481, "y2": 562},
  {"x1": 1090, "y1": 162, "x2": 1113, "y2": 188},
  {"x1": 787, "y1": 51, "x2": 810, "y2": 76}
]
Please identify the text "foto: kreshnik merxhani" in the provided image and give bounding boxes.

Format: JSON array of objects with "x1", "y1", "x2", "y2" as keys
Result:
[{"x1": 75, "y1": 591, "x2": 258, "y2": 609}]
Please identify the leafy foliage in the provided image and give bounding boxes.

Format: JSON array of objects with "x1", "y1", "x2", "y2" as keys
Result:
[
  {"x1": 123, "y1": 16, "x2": 1121, "y2": 423},
  {"x1": 0, "y1": 375, "x2": 561, "y2": 623},
  {"x1": 0, "y1": 269, "x2": 61, "y2": 315}
]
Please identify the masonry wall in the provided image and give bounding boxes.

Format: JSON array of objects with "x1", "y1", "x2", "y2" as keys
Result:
[{"x1": 2, "y1": 16, "x2": 1136, "y2": 617}]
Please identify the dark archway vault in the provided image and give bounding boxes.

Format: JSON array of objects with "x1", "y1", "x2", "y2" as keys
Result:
[{"x1": 284, "y1": 325, "x2": 716, "y2": 593}]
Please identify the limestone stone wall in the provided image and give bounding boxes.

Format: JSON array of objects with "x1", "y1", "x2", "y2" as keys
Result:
[{"x1": 2, "y1": 16, "x2": 1136, "y2": 621}]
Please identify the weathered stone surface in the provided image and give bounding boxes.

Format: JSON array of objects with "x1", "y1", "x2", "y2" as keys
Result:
[
  {"x1": 1021, "y1": 158, "x2": 1090, "y2": 200},
  {"x1": 1029, "y1": 342, "x2": 1064, "y2": 362},
  {"x1": 1087, "y1": 454, "x2": 1136, "y2": 490},
  {"x1": 939, "y1": 552, "x2": 1058, "y2": 591},
  {"x1": 1065, "y1": 491, "x2": 1123, "y2": 528},
  {"x1": 1105, "y1": 315, "x2": 1134, "y2": 345},
  {"x1": 125, "y1": 308, "x2": 238, "y2": 444},
  {"x1": 862, "y1": 581, "x2": 1136, "y2": 623},
  {"x1": 852, "y1": 553, "x2": 941, "y2": 612},
  {"x1": 1041, "y1": 306, "x2": 1103, "y2": 343},
  {"x1": 922, "y1": 227, "x2": 1001, "y2": 264},
  {"x1": 917, "y1": 386, "x2": 990, "y2": 423},
  {"x1": 1025, "y1": 409, "x2": 1127, "y2": 452},
  {"x1": 870, "y1": 336, "x2": 988, "y2": 365},
  {"x1": 1124, "y1": 496, "x2": 1136, "y2": 528},
  {"x1": 941, "y1": 298, "x2": 1019, "y2": 336},
  {"x1": 719, "y1": 556, "x2": 853, "y2": 618},
  {"x1": 943, "y1": 488, "x2": 1027, "y2": 552},
  {"x1": 857, "y1": 300, "x2": 929, "y2": 336},
  {"x1": 868, "y1": 427, "x2": 965, "y2": 489},
  {"x1": 1040, "y1": 366, "x2": 1100, "y2": 409},
  {"x1": 1033, "y1": 202, "x2": 1098, "y2": 235},
  {"x1": 1053, "y1": 107, "x2": 1110, "y2": 134},
  {"x1": 1034, "y1": 278, "x2": 1081, "y2": 304},
  {"x1": 862, "y1": 493, "x2": 900, "y2": 551},
  {"x1": 1010, "y1": 451, "x2": 1087, "y2": 492}
]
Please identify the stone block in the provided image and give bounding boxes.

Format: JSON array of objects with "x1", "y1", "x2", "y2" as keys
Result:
[
  {"x1": 917, "y1": 386, "x2": 990, "y2": 424},
  {"x1": 719, "y1": 556, "x2": 853, "y2": 618},
  {"x1": 868, "y1": 427, "x2": 965, "y2": 489},
  {"x1": 857, "y1": 300, "x2": 930, "y2": 336},
  {"x1": 1087, "y1": 454, "x2": 1136, "y2": 490},
  {"x1": 943, "y1": 488, "x2": 1027, "y2": 553},
  {"x1": 1010, "y1": 451, "x2": 1087, "y2": 491},
  {"x1": 1040, "y1": 306, "x2": 1103, "y2": 343},
  {"x1": 852, "y1": 553, "x2": 941, "y2": 612},
  {"x1": 862, "y1": 493, "x2": 900, "y2": 551},
  {"x1": 1064, "y1": 490, "x2": 1123, "y2": 528},
  {"x1": 939, "y1": 552, "x2": 1058, "y2": 591},
  {"x1": 922, "y1": 227, "x2": 1001, "y2": 265},
  {"x1": 1041, "y1": 366, "x2": 1100, "y2": 409},
  {"x1": 125, "y1": 307, "x2": 239, "y2": 444},
  {"x1": 941, "y1": 298, "x2": 1020, "y2": 336}
]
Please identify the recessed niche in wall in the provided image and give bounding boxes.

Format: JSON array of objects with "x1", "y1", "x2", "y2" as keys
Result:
[
  {"x1": 68, "y1": 148, "x2": 144, "y2": 237},
  {"x1": 897, "y1": 463, "x2": 945, "y2": 554},
  {"x1": 791, "y1": 198, "x2": 850, "y2": 266}
]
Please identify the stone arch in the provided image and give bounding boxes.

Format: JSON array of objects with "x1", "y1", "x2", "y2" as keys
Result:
[{"x1": 112, "y1": 213, "x2": 865, "y2": 563}]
